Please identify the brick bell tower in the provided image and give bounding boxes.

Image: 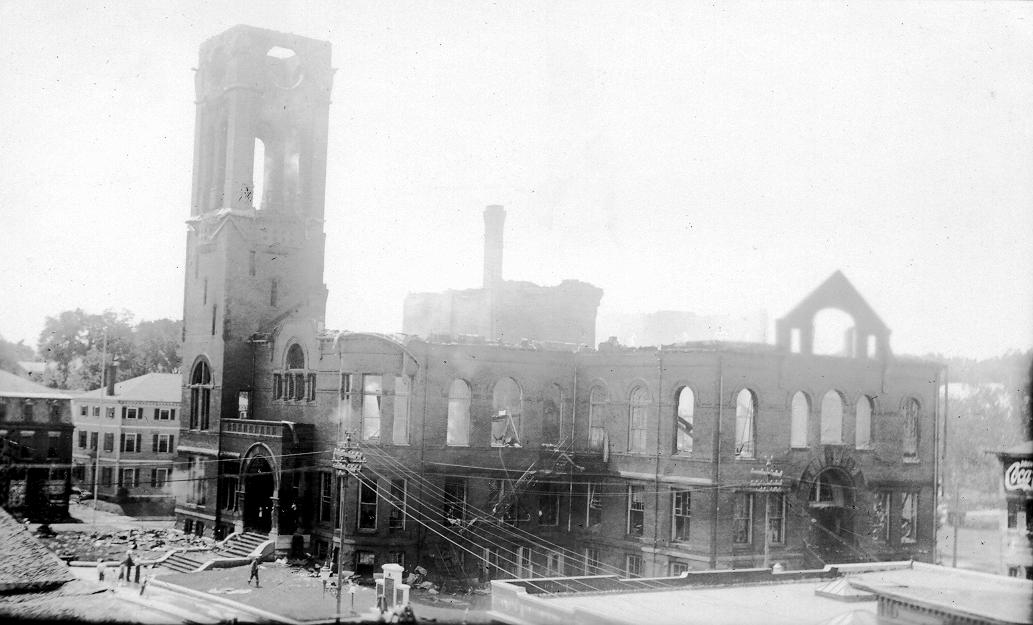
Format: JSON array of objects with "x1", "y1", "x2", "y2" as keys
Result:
[{"x1": 178, "y1": 26, "x2": 333, "y2": 527}]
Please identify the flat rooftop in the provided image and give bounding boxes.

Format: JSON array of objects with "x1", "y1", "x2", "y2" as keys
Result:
[{"x1": 489, "y1": 562, "x2": 1033, "y2": 625}]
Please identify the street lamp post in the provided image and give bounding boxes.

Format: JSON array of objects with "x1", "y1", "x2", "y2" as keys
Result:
[{"x1": 331, "y1": 434, "x2": 366, "y2": 622}]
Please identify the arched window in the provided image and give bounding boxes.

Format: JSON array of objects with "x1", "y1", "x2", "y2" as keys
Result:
[
  {"x1": 189, "y1": 360, "x2": 212, "y2": 430},
  {"x1": 735, "y1": 389, "x2": 756, "y2": 458},
  {"x1": 820, "y1": 390, "x2": 844, "y2": 444},
  {"x1": 628, "y1": 386, "x2": 651, "y2": 453},
  {"x1": 675, "y1": 386, "x2": 694, "y2": 454},
  {"x1": 902, "y1": 398, "x2": 919, "y2": 458},
  {"x1": 542, "y1": 384, "x2": 564, "y2": 445},
  {"x1": 282, "y1": 343, "x2": 307, "y2": 401},
  {"x1": 855, "y1": 395, "x2": 874, "y2": 450},
  {"x1": 491, "y1": 378, "x2": 522, "y2": 447},
  {"x1": 446, "y1": 380, "x2": 471, "y2": 446},
  {"x1": 588, "y1": 386, "x2": 607, "y2": 453},
  {"x1": 790, "y1": 391, "x2": 810, "y2": 448}
]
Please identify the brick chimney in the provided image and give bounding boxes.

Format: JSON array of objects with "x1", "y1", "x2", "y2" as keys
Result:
[
  {"x1": 105, "y1": 363, "x2": 117, "y2": 396},
  {"x1": 483, "y1": 205, "x2": 506, "y2": 289}
]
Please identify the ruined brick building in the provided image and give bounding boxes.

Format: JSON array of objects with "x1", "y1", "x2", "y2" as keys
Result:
[{"x1": 176, "y1": 25, "x2": 942, "y2": 580}]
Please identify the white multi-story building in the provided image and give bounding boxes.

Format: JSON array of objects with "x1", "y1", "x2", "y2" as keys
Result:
[{"x1": 72, "y1": 372, "x2": 180, "y2": 516}]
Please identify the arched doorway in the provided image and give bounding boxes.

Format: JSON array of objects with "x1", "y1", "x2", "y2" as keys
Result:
[
  {"x1": 806, "y1": 468, "x2": 857, "y2": 564},
  {"x1": 242, "y1": 455, "x2": 275, "y2": 534}
]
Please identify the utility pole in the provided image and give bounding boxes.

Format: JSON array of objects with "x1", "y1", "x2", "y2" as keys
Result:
[
  {"x1": 93, "y1": 328, "x2": 107, "y2": 527},
  {"x1": 750, "y1": 458, "x2": 785, "y2": 569},
  {"x1": 331, "y1": 434, "x2": 366, "y2": 622}
]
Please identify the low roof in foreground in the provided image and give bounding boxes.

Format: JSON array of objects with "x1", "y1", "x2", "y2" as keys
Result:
[
  {"x1": 489, "y1": 561, "x2": 1033, "y2": 625},
  {"x1": 0, "y1": 507, "x2": 74, "y2": 592}
]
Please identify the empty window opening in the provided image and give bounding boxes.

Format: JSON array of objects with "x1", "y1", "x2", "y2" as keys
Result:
[
  {"x1": 446, "y1": 379, "x2": 471, "y2": 446},
  {"x1": 675, "y1": 386, "x2": 694, "y2": 454},
  {"x1": 790, "y1": 328, "x2": 801, "y2": 353},
  {"x1": 491, "y1": 377, "x2": 522, "y2": 447},
  {"x1": 267, "y1": 46, "x2": 296, "y2": 59},
  {"x1": 735, "y1": 389, "x2": 756, "y2": 458},
  {"x1": 820, "y1": 390, "x2": 844, "y2": 444},
  {"x1": 588, "y1": 386, "x2": 607, "y2": 453},
  {"x1": 855, "y1": 395, "x2": 874, "y2": 450},
  {"x1": 252, "y1": 138, "x2": 265, "y2": 209},
  {"x1": 902, "y1": 398, "x2": 920, "y2": 458},
  {"x1": 812, "y1": 308, "x2": 856, "y2": 356},
  {"x1": 790, "y1": 391, "x2": 810, "y2": 448},
  {"x1": 866, "y1": 334, "x2": 878, "y2": 359}
]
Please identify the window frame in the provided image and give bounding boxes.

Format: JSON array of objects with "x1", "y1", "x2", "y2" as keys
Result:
[
  {"x1": 900, "y1": 490, "x2": 918, "y2": 544},
  {"x1": 767, "y1": 492, "x2": 786, "y2": 545},
  {"x1": 388, "y1": 478, "x2": 407, "y2": 531},
  {"x1": 902, "y1": 398, "x2": 920, "y2": 460},
  {"x1": 627, "y1": 484, "x2": 645, "y2": 537},
  {"x1": 732, "y1": 492, "x2": 754, "y2": 545},
  {"x1": 672, "y1": 489, "x2": 691, "y2": 542},
  {"x1": 628, "y1": 386, "x2": 650, "y2": 453},
  {"x1": 392, "y1": 375, "x2": 411, "y2": 445},
  {"x1": 491, "y1": 377, "x2": 523, "y2": 448},
  {"x1": 360, "y1": 374, "x2": 384, "y2": 442},
  {"x1": 357, "y1": 477, "x2": 378, "y2": 532}
]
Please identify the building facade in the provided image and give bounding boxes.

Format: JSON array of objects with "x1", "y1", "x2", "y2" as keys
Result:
[
  {"x1": 173, "y1": 26, "x2": 941, "y2": 581},
  {"x1": 0, "y1": 370, "x2": 74, "y2": 522},
  {"x1": 72, "y1": 372, "x2": 181, "y2": 516}
]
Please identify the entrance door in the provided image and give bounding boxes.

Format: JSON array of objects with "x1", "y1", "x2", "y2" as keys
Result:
[
  {"x1": 807, "y1": 468, "x2": 857, "y2": 564},
  {"x1": 242, "y1": 456, "x2": 274, "y2": 534}
]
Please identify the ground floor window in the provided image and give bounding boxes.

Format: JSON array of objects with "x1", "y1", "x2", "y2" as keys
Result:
[
  {"x1": 183, "y1": 519, "x2": 193, "y2": 535},
  {"x1": 733, "y1": 492, "x2": 753, "y2": 545},
  {"x1": 626, "y1": 553, "x2": 642, "y2": 578},
  {"x1": 669, "y1": 561, "x2": 690, "y2": 576},
  {"x1": 768, "y1": 493, "x2": 786, "y2": 544},
  {"x1": 672, "y1": 489, "x2": 691, "y2": 541},
  {"x1": 357, "y1": 479, "x2": 378, "y2": 531},
  {"x1": 901, "y1": 491, "x2": 918, "y2": 544},
  {"x1": 151, "y1": 468, "x2": 169, "y2": 488},
  {"x1": 584, "y1": 547, "x2": 601, "y2": 575},
  {"x1": 101, "y1": 467, "x2": 113, "y2": 487}
]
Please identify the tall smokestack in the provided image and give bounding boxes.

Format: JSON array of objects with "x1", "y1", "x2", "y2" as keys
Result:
[{"x1": 483, "y1": 205, "x2": 506, "y2": 289}]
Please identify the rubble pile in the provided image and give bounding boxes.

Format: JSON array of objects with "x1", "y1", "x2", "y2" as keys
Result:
[{"x1": 36, "y1": 527, "x2": 214, "y2": 563}]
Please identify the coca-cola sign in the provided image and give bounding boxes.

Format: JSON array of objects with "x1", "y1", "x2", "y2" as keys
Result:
[{"x1": 1004, "y1": 459, "x2": 1033, "y2": 492}]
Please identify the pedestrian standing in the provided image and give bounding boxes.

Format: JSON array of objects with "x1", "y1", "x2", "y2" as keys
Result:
[
  {"x1": 119, "y1": 550, "x2": 134, "y2": 584},
  {"x1": 248, "y1": 557, "x2": 260, "y2": 588},
  {"x1": 96, "y1": 559, "x2": 106, "y2": 583}
]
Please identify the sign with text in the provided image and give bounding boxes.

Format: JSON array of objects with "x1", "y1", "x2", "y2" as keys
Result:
[{"x1": 1004, "y1": 459, "x2": 1033, "y2": 492}]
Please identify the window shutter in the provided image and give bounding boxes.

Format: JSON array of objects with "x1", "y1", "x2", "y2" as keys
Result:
[
  {"x1": 120, "y1": 433, "x2": 125, "y2": 451},
  {"x1": 169, "y1": 435, "x2": 174, "y2": 451},
  {"x1": 171, "y1": 409, "x2": 176, "y2": 420},
  {"x1": 151, "y1": 469, "x2": 157, "y2": 487},
  {"x1": 154, "y1": 408, "x2": 159, "y2": 419},
  {"x1": 122, "y1": 406, "x2": 126, "y2": 419},
  {"x1": 136, "y1": 433, "x2": 141, "y2": 452},
  {"x1": 152, "y1": 434, "x2": 158, "y2": 453}
]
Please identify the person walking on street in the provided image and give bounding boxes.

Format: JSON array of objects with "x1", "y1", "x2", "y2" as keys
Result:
[
  {"x1": 118, "y1": 550, "x2": 134, "y2": 584},
  {"x1": 248, "y1": 557, "x2": 260, "y2": 588}
]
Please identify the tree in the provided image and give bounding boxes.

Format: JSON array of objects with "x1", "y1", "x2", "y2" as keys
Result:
[
  {"x1": 0, "y1": 335, "x2": 35, "y2": 374},
  {"x1": 130, "y1": 319, "x2": 182, "y2": 376}
]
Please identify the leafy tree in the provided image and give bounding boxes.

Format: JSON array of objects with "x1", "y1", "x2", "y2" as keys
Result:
[
  {"x1": 130, "y1": 319, "x2": 182, "y2": 376},
  {"x1": 36, "y1": 309, "x2": 179, "y2": 390},
  {"x1": 0, "y1": 335, "x2": 35, "y2": 373}
]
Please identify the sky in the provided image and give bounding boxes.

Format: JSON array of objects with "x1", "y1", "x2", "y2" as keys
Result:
[{"x1": 1, "y1": 1, "x2": 1031, "y2": 359}]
